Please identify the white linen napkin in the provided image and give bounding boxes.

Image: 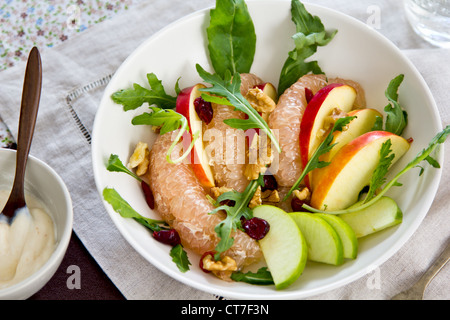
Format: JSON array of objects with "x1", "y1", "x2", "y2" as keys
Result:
[{"x1": 0, "y1": 0, "x2": 448, "y2": 300}]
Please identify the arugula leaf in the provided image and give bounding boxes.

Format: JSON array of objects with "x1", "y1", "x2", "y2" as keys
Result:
[
  {"x1": 102, "y1": 187, "x2": 165, "y2": 228},
  {"x1": 170, "y1": 244, "x2": 192, "y2": 273},
  {"x1": 303, "y1": 125, "x2": 450, "y2": 214},
  {"x1": 371, "y1": 115, "x2": 384, "y2": 131},
  {"x1": 363, "y1": 139, "x2": 395, "y2": 203},
  {"x1": 231, "y1": 267, "x2": 274, "y2": 285},
  {"x1": 278, "y1": 0, "x2": 337, "y2": 95},
  {"x1": 111, "y1": 73, "x2": 177, "y2": 111},
  {"x1": 283, "y1": 116, "x2": 356, "y2": 201},
  {"x1": 196, "y1": 64, "x2": 281, "y2": 153},
  {"x1": 384, "y1": 74, "x2": 408, "y2": 136},
  {"x1": 209, "y1": 179, "x2": 260, "y2": 260},
  {"x1": 132, "y1": 106, "x2": 188, "y2": 135},
  {"x1": 106, "y1": 154, "x2": 142, "y2": 181},
  {"x1": 207, "y1": 0, "x2": 256, "y2": 78},
  {"x1": 131, "y1": 107, "x2": 199, "y2": 164}
]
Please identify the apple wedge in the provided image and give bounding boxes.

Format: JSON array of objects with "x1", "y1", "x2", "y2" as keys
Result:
[
  {"x1": 299, "y1": 83, "x2": 357, "y2": 168},
  {"x1": 176, "y1": 84, "x2": 215, "y2": 187},
  {"x1": 253, "y1": 205, "x2": 307, "y2": 290},
  {"x1": 339, "y1": 196, "x2": 403, "y2": 238},
  {"x1": 323, "y1": 108, "x2": 382, "y2": 163},
  {"x1": 311, "y1": 108, "x2": 383, "y2": 189},
  {"x1": 290, "y1": 212, "x2": 344, "y2": 265},
  {"x1": 315, "y1": 214, "x2": 358, "y2": 259},
  {"x1": 310, "y1": 131, "x2": 410, "y2": 211}
]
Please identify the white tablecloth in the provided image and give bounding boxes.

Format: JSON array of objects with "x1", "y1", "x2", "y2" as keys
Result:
[{"x1": 0, "y1": 0, "x2": 448, "y2": 300}]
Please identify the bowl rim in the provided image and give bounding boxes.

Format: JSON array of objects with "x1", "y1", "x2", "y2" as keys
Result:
[
  {"x1": 91, "y1": 1, "x2": 443, "y2": 299},
  {"x1": 0, "y1": 148, "x2": 73, "y2": 299}
]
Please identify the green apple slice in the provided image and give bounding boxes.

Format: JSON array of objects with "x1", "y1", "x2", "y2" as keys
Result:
[
  {"x1": 315, "y1": 213, "x2": 358, "y2": 259},
  {"x1": 339, "y1": 196, "x2": 403, "y2": 238},
  {"x1": 290, "y1": 212, "x2": 344, "y2": 265},
  {"x1": 253, "y1": 205, "x2": 307, "y2": 290}
]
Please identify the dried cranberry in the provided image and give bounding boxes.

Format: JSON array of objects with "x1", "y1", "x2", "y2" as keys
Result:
[
  {"x1": 199, "y1": 251, "x2": 216, "y2": 273},
  {"x1": 141, "y1": 181, "x2": 154, "y2": 209},
  {"x1": 194, "y1": 97, "x2": 213, "y2": 124},
  {"x1": 220, "y1": 199, "x2": 236, "y2": 207},
  {"x1": 152, "y1": 229, "x2": 181, "y2": 246},
  {"x1": 261, "y1": 174, "x2": 278, "y2": 192},
  {"x1": 305, "y1": 87, "x2": 314, "y2": 103},
  {"x1": 242, "y1": 217, "x2": 270, "y2": 240},
  {"x1": 291, "y1": 197, "x2": 307, "y2": 212}
]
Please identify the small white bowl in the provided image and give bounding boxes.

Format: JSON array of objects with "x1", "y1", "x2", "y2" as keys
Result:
[{"x1": 0, "y1": 148, "x2": 73, "y2": 300}]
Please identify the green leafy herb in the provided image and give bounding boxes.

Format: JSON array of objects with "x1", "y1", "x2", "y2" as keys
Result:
[
  {"x1": 170, "y1": 244, "x2": 192, "y2": 273},
  {"x1": 283, "y1": 116, "x2": 356, "y2": 201},
  {"x1": 206, "y1": 0, "x2": 256, "y2": 78},
  {"x1": 196, "y1": 64, "x2": 281, "y2": 153},
  {"x1": 363, "y1": 139, "x2": 395, "y2": 203},
  {"x1": 303, "y1": 125, "x2": 450, "y2": 214},
  {"x1": 106, "y1": 154, "x2": 142, "y2": 181},
  {"x1": 383, "y1": 74, "x2": 408, "y2": 136},
  {"x1": 231, "y1": 267, "x2": 274, "y2": 285},
  {"x1": 371, "y1": 115, "x2": 384, "y2": 131},
  {"x1": 111, "y1": 73, "x2": 177, "y2": 110},
  {"x1": 131, "y1": 107, "x2": 199, "y2": 164},
  {"x1": 209, "y1": 179, "x2": 261, "y2": 260},
  {"x1": 278, "y1": 0, "x2": 337, "y2": 95},
  {"x1": 103, "y1": 188, "x2": 190, "y2": 272},
  {"x1": 102, "y1": 187, "x2": 166, "y2": 229}
]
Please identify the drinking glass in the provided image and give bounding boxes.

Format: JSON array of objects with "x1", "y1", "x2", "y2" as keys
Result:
[{"x1": 404, "y1": 0, "x2": 450, "y2": 48}]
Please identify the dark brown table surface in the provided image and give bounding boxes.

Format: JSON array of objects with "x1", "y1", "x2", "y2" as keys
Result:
[{"x1": 28, "y1": 231, "x2": 125, "y2": 300}]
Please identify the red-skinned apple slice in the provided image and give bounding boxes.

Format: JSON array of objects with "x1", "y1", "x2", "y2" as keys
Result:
[
  {"x1": 176, "y1": 84, "x2": 215, "y2": 188},
  {"x1": 299, "y1": 84, "x2": 356, "y2": 187},
  {"x1": 300, "y1": 83, "x2": 357, "y2": 167},
  {"x1": 311, "y1": 108, "x2": 383, "y2": 189},
  {"x1": 310, "y1": 131, "x2": 410, "y2": 211}
]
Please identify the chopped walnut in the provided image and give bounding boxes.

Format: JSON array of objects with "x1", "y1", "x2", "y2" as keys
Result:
[
  {"x1": 202, "y1": 254, "x2": 237, "y2": 272},
  {"x1": 249, "y1": 186, "x2": 262, "y2": 209},
  {"x1": 210, "y1": 186, "x2": 234, "y2": 199},
  {"x1": 151, "y1": 125, "x2": 161, "y2": 134},
  {"x1": 129, "y1": 141, "x2": 150, "y2": 176},
  {"x1": 324, "y1": 108, "x2": 349, "y2": 132},
  {"x1": 293, "y1": 187, "x2": 311, "y2": 202},
  {"x1": 244, "y1": 133, "x2": 273, "y2": 180},
  {"x1": 245, "y1": 87, "x2": 276, "y2": 114},
  {"x1": 261, "y1": 189, "x2": 280, "y2": 203},
  {"x1": 317, "y1": 108, "x2": 350, "y2": 140}
]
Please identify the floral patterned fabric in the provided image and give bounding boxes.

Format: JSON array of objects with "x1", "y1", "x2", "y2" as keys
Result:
[{"x1": 0, "y1": 0, "x2": 143, "y2": 147}]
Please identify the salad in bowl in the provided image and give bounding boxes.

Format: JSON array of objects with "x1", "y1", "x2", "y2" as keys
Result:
[{"x1": 93, "y1": 0, "x2": 448, "y2": 298}]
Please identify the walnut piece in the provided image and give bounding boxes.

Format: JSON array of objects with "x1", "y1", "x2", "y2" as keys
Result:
[
  {"x1": 293, "y1": 187, "x2": 311, "y2": 202},
  {"x1": 129, "y1": 141, "x2": 150, "y2": 176},
  {"x1": 245, "y1": 87, "x2": 276, "y2": 114},
  {"x1": 202, "y1": 254, "x2": 237, "y2": 272},
  {"x1": 261, "y1": 189, "x2": 280, "y2": 203},
  {"x1": 249, "y1": 186, "x2": 262, "y2": 209},
  {"x1": 210, "y1": 186, "x2": 234, "y2": 199},
  {"x1": 317, "y1": 108, "x2": 350, "y2": 139},
  {"x1": 244, "y1": 133, "x2": 273, "y2": 180}
]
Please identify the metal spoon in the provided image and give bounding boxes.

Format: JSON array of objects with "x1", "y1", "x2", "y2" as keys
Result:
[
  {"x1": 391, "y1": 240, "x2": 450, "y2": 300},
  {"x1": 0, "y1": 46, "x2": 42, "y2": 223}
]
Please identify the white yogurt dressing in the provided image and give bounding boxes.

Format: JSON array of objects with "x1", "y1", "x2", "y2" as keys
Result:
[{"x1": 0, "y1": 190, "x2": 55, "y2": 289}]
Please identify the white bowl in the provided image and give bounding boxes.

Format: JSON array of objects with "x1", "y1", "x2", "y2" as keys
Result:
[
  {"x1": 92, "y1": 0, "x2": 443, "y2": 299},
  {"x1": 0, "y1": 148, "x2": 73, "y2": 300}
]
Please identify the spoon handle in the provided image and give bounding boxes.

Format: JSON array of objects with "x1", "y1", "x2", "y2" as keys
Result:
[{"x1": 3, "y1": 47, "x2": 42, "y2": 215}]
